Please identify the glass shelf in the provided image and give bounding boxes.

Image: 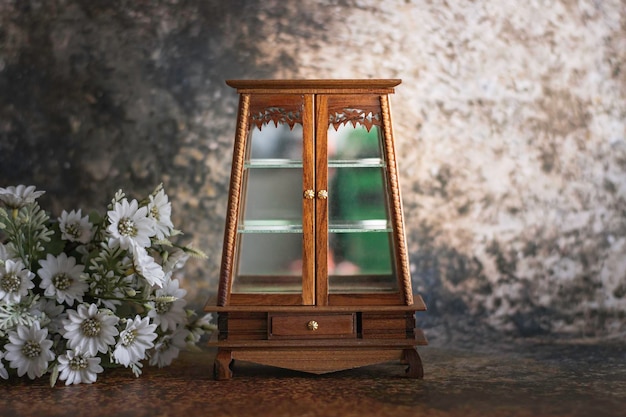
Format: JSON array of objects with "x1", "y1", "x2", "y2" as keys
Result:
[
  {"x1": 238, "y1": 219, "x2": 390, "y2": 234},
  {"x1": 329, "y1": 220, "x2": 391, "y2": 233},
  {"x1": 244, "y1": 158, "x2": 385, "y2": 169},
  {"x1": 245, "y1": 159, "x2": 303, "y2": 169},
  {"x1": 328, "y1": 158, "x2": 385, "y2": 168},
  {"x1": 238, "y1": 220, "x2": 303, "y2": 233}
]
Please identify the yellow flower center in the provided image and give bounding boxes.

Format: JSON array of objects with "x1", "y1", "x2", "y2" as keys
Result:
[
  {"x1": 121, "y1": 329, "x2": 137, "y2": 346},
  {"x1": 81, "y1": 318, "x2": 101, "y2": 337},
  {"x1": 118, "y1": 218, "x2": 137, "y2": 237},
  {"x1": 155, "y1": 301, "x2": 170, "y2": 315},
  {"x1": 53, "y1": 273, "x2": 72, "y2": 291},
  {"x1": 22, "y1": 340, "x2": 42, "y2": 358},
  {"x1": 1, "y1": 273, "x2": 20, "y2": 293},
  {"x1": 65, "y1": 222, "x2": 81, "y2": 238},
  {"x1": 150, "y1": 206, "x2": 160, "y2": 221},
  {"x1": 69, "y1": 356, "x2": 88, "y2": 370}
]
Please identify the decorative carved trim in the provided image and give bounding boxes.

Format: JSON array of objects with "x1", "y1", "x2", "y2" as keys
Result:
[
  {"x1": 218, "y1": 94, "x2": 250, "y2": 306},
  {"x1": 328, "y1": 107, "x2": 382, "y2": 132},
  {"x1": 249, "y1": 107, "x2": 302, "y2": 130},
  {"x1": 380, "y1": 95, "x2": 413, "y2": 306}
]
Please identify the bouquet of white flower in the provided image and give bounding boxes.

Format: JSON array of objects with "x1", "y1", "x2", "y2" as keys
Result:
[{"x1": 0, "y1": 184, "x2": 215, "y2": 386}]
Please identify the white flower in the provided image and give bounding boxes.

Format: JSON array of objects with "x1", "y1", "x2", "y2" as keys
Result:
[
  {"x1": 113, "y1": 315, "x2": 157, "y2": 367},
  {"x1": 38, "y1": 253, "x2": 88, "y2": 306},
  {"x1": 63, "y1": 303, "x2": 119, "y2": 356},
  {"x1": 107, "y1": 199, "x2": 155, "y2": 249},
  {"x1": 132, "y1": 245, "x2": 165, "y2": 288},
  {"x1": 4, "y1": 322, "x2": 55, "y2": 379},
  {"x1": 188, "y1": 313, "x2": 216, "y2": 345},
  {"x1": 162, "y1": 247, "x2": 190, "y2": 275},
  {"x1": 149, "y1": 326, "x2": 190, "y2": 368},
  {"x1": 32, "y1": 298, "x2": 66, "y2": 334},
  {"x1": 148, "y1": 278, "x2": 187, "y2": 332},
  {"x1": 0, "y1": 185, "x2": 45, "y2": 209},
  {"x1": 148, "y1": 189, "x2": 174, "y2": 240},
  {"x1": 57, "y1": 350, "x2": 103, "y2": 385},
  {"x1": 0, "y1": 242, "x2": 16, "y2": 262},
  {"x1": 0, "y1": 351, "x2": 9, "y2": 379},
  {"x1": 0, "y1": 259, "x2": 35, "y2": 304},
  {"x1": 58, "y1": 209, "x2": 93, "y2": 244}
]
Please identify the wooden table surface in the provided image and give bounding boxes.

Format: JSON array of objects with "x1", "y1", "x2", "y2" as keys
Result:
[{"x1": 1, "y1": 342, "x2": 624, "y2": 417}]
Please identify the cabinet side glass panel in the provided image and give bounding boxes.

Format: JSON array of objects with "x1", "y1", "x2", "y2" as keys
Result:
[
  {"x1": 232, "y1": 122, "x2": 304, "y2": 294},
  {"x1": 326, "y1": 124, "x2": 398, "y2": 293}
]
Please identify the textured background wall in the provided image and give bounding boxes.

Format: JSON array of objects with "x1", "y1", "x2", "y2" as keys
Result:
[{"x1": 1, "y1": 0, "x2": 624, "y2": 344}]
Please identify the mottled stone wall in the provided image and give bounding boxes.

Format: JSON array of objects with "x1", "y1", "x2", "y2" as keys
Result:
[{"x1": 1, "y1": 0, "x2": 624, "y2": 342}]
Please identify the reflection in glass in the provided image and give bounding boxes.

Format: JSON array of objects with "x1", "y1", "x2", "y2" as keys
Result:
[
  {"x1": 233, "y1": 233, "x2": 303, "y2": 293},
  {"x1": 328, "y1": 230, "x2": 397, "y2": 293},
  {"x1": 329, "y1": 167, "x2": 387, "y2": 226},
  {"x1": 242, "y1": 168, "x2": 302, "y2": 224},
  {"x1": 326, "y1": 123, "x2": 397, "y2": 293},
  {"x1": 328, "y1": 124, "x2": 382, "y2": 162},
  {"x1": 233, "y1": 122, "x2": 305, "y2": 294},
  {"x1": 248, "y1": 123, "x2": 303, "y2": 163}
]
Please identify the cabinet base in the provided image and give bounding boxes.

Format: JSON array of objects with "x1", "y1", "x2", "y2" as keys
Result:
[{"x1": 213, "y1": 346, "x2": 423, "y2": 380}]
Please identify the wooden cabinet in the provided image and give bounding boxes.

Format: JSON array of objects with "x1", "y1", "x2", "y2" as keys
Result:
[{"x1": 205, "y1": 79, "x2": 427, "y2": 379}]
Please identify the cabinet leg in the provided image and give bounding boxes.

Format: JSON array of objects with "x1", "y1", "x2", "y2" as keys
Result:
[
  {"x1": 403, "y1": 348, "x2": 424, "y2": 379},
  {"x1": 214, "y1": 349, "x2": 233, "y2": 380}
]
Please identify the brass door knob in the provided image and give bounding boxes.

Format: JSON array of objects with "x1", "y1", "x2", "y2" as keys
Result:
[
  {"x1": 317, "y1": 190, "x2": 328, "y2": 200},
  {"x1": 307, "y1": 320, "x2": 319, "y2": 331},
  {"x1": 303, "y1": 189, "x2": 315, "y2": 200}
]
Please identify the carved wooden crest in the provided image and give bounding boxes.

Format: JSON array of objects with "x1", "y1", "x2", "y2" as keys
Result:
[
  {"x1": 329, "y1": 108, "x2": 382, "y2": 132},
  {"x1": 250, "y1": 107, "x2": 302, "y2": 130}
]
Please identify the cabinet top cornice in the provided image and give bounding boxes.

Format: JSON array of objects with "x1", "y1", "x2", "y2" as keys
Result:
[{"x1": 226, "y1": 79, "x2": 401, "y2": 93}]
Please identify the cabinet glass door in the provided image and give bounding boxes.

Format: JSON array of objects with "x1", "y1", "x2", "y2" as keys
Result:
[
  {"x1": 233, "y1": 121, "x2": 305, "y2": 294},
  {"x1": 321, "y1": 97, "x2": 399, "y2": 296}
]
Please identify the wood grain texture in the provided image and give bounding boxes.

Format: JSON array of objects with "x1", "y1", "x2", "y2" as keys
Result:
[
  {"x1": 314, "y1": 94, "x2": 329, "y2": 306},
  {"x1": 302, "y1": 93, "x2": 316, "y2": 305},
  {"x1": 205, "y1": 296, "x2": 426, "y2": 312},
  {"x1": 226, "y1": 79, "x2": 401, "y2": 92},
  {"x1": 269, "y1": 313, "x2": 356, "y2": 339},
  {"x1": 1, "y1": 343, "x2": 624, "y2": 417},
  {"x1": 231, "y1": 347, "x2": 405, "y2": 375}
]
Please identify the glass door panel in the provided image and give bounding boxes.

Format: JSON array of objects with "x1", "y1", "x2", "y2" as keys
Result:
[
  {"x1": 241, "y1": 167, "x2": 303, "y2": 227},
  {"x1": 329, "y1": 166, "x2": 388, "y2": 226},
  {"x1": 328, "y1": 124, "x2": 383, "y2": 163},
  {"x1": 327, "y1": 229, "x2": 397, "y2": 293},
  {"x1": 233, "y1": 121, "x2": 305, "y2": 295},
  {"x1": 325, "y1": 122, "x2": 397, "y2": 294},
  {"x1": 248, "y1": 122, "x2": 303, "y2": 164},
  {"x1": 232, "y1": 233, "x2": 304, "y2": 293}
]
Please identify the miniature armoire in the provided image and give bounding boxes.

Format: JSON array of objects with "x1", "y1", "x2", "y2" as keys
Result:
[{"x1": 205, "y1": 79, "x2": 427, "y2": 379}]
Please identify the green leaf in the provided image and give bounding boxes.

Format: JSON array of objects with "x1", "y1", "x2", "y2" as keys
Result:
[
  {"x1": 182, "y1": 246, "x2": 208, "y2": 259},
  {"x1": 49, "y1": 364, "x2": 59, "y2": 387}
]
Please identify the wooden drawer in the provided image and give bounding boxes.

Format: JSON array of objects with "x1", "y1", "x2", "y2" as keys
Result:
[
  {"x1": 361, "y1": 312, "x2": 415, "y2": 339},
  {"x1": 218, "y1": 312, "x2": 268, "y2": 341},
  {"x1": 269, "y1": 313, "x2": 356, "y2": 339}
]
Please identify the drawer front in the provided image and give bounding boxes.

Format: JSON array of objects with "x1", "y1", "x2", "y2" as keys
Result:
[
  {"x1": 361, "y1": 312, "x2": 415, "y2": 339},
  {"x1": 218, "y1": 312, "x2": 267, "y2": 341},
  {"x1": 269, "y1": 313, "x2": 356, "y2": 339}
]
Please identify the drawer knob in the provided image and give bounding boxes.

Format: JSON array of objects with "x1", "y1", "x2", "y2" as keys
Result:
[{"x1": 307, "y1": 320, "x2": 319, "y2": 331}]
